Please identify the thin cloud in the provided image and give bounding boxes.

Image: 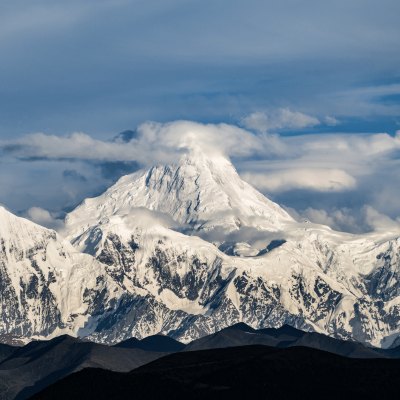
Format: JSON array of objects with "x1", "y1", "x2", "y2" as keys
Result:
[
  {"x1": 241, "y1": 168, "x2": 356, "y2": 193},
  {"x1": 241, "y1": 108, "x2": 320, "y2": 134}
]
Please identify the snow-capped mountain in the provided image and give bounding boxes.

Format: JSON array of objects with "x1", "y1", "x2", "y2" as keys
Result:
[
  {"x1": 61, "y1": 149, "x2": 400, "y2": 348},
  {"x1": 65, "y1": 149, "x2": 293, "y2": 239},
  {"x1": 1, "y1": 148, "x2": 400, "y2": 348},
  {"x1": 0, "y1": 206, "x2": 124, "y2": 343}
]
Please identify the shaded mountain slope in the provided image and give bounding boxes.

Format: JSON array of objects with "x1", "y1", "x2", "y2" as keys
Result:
[
  {"x1": 0, "y1": 335, "x2": 163, "y2": 400},
  {"x1": 115, "y1": 334, "x2": 185, "y2": 352},
  {"x1": 32, "y1": 345, "x2": 400, "y2": 400},
  {"x1": 0, "y1": 344, "x2": 18, "y2": 363},
  {"x1": 184, "y1": 323, "x2": 385, "y2": 358}
]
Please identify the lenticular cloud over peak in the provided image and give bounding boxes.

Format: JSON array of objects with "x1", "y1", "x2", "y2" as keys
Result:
[{"x1": 134, "y1": 120, "x2": 275, "y2": 162}]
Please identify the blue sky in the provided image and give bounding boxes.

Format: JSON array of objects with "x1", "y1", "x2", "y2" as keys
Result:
[{"x1": 0, "y1": 0, "x2": 400, "y2": 232}]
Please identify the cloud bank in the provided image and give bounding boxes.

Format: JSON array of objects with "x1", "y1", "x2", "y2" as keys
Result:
[
  {"x1": 242, "y1": 169, "x2": 356, "y2": 193},
  {"x1": 1, "y1": 120, "x2": 282, "y2": 164},
  {"x1": 1, "y1": 120, "x2": 400, "y2": 234}
]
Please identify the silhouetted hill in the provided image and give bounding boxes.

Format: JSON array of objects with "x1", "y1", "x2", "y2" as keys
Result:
[
  {"x1": 32, "y1": 344, "x2": 400, "y2": 399},
  {"x1": 184, "y1": 323, "x2": 385, "y2": 358},
  {"x1": 4, "y1": 324, "x2": 400, "y2": 399},
  {"x1": 0, "y1": 335, "x2": 163, "y2": 400},
  {"x1": 0, "y1": 343, "x2": 17, "y2": 363},
  {"x1": 115, "y1": 334, "x2": 185, "y2": 352}
]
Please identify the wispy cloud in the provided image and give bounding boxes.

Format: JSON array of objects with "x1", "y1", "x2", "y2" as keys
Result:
[
  {"x1": 321, "y1": 84, "x2": 400, "y2": 117},
  {"x1": 242, "y1": 168, "x2": 356, "y2": 193},
  {"x1": 241, "y1": 108, "x2": 320, "y2": 133}
]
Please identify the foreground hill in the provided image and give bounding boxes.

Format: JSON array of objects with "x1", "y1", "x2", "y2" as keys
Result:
[
  {"x1": 0, "y1": 335, "x2": 164, "y2": 400},
  {"x1": 184, "y1": 322, "x2": 387, "y2": 358},
  {"x1": 114, "y1": 334, "x2": 185, "y2": 352},
  {"x1": 2, "y1": 322, "x2": 400, "y2": 399},
  {"x1": 33, "y1": 344, "x2": 400, "y2": 399}
]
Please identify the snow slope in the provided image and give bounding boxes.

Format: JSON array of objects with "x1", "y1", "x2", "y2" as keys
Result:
[{"x1": 0, "y1": 206, "x2": 124, "y2": 343}]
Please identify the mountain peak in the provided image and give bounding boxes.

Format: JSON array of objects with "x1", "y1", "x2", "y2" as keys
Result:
[
  {"x1": 65, "y1": 151, "x2": 293, "y2": 237},
  {"x1": 0, "y1": 205, "x2": 56, "y2": 247}
]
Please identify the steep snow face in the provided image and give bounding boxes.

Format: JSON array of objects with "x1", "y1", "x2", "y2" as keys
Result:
[
  {"x1": 0, "y1": 206, "x2": 123, "y2": 342},
  {"x1": 65, "y1": 150, "x2": 293, "y2": 240}
]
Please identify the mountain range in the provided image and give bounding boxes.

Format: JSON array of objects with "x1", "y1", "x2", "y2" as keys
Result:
[{"x1": 0, "y1": 147, "x2": 400, "y2": 350}]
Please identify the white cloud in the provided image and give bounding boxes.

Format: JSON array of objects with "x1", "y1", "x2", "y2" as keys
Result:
[
  {"x1": 299, "y1": 131, "x2": 400, "y2": 158},
  {"x1": 241, "y1": 168, "x2": 356, "y2": 193},
  {"x1": 25, "y1": 207, "x2": 64, "y2": 231},
  {"x1": 136, "y1": 120, "x2": 269, "y2": 159},
  {"x1": 3, "y1": 123, "x2": 400, "y2": 201},
  {"x1": 1, "y1": 121, "x2": 285, "y2": 165},
  {"x1": 300, "y1": 207, "x2": 359, "y2": 232},
  {"x1": 288, "y1": 206, "x2": 400, "y2": 234},
  {"x1": 363, "y1": 206, "x2": 400, "y2": 232},
  {"x1": 324, "y1": 116, "x2": 340, "y2": 126},
  {"x1": 240, "y1": 130, "x2": 400, "y2": 176},
  {"x1": 3, "y1": 132, "x2": 137, "y2": 161},
  {"x1": 241, "y1": 108, "x2": 320, "y2": 133}
]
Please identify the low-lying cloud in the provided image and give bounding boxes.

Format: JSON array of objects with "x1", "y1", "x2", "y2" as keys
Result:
[
  {"x1": 25, "y1": 207, "x2": 64, "y2": 231},
  {"x1": 242, "y1": 168, "x2": 356, "y2": 193},
  {"x1": 288, "y1": 205, "x2": 400, "y2": 234}
]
